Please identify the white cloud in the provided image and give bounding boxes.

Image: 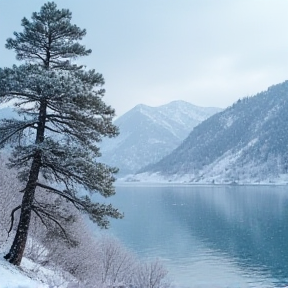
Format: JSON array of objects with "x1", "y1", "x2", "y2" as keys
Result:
[{"x1": 1, "y1": 0, "x2": 288, "y2": 116}]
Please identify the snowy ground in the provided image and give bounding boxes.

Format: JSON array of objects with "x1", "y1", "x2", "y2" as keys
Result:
[
  {"x1": 0, "y1": 250, "x2": 73, "y2": 288},
  {"x1": 0, "y1": 254, "x2": 49, "y2": 288}
]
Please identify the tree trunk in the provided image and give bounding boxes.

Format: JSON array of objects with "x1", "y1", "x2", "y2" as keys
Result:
[
  {"x1": 4, "y1": 101, "x2": 47, "y2": 266},
  {"x1": 4, "y1": 153, "x2": 41, "y2": 265}
]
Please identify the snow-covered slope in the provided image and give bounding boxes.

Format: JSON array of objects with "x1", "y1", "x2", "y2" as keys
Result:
[
  {"x1": 0, "y1": 254, "x2": 49, "y2": 288},
  {"x1": 100, "y1": 100, "x2": 222, "y2": 176},
  {"x1": 132, "y1": 81, "x2": 288, "y2": 184}
]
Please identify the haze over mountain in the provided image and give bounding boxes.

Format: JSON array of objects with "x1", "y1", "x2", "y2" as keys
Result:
[
  {"x1": 0, "y1": 107, "x2": 16, "y2": 120},
  {"x1": 134, "y1": 81, "x2": 288, "y2": 184},
  {"x1": 100, "y1": 101, "x2": 222, "y2": 176}
]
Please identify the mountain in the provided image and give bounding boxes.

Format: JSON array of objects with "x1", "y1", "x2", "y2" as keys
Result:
[
  {"x1": 100, "y1": 100, "x2": 222, "y2": 176},
  {"x1": 0, "y1": 100, "x2": 26, "y2": 120},
  {"x1": 134, "y1": 81, "x2": 288, "y2": 184},
  {"x1": 0, "y1": 107, "x2": 17, "y2": 120}
]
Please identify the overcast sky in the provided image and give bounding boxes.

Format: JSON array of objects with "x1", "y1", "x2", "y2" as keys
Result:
[{"x1": 1, "y1": 0, "x2": 288, "y2": 116}]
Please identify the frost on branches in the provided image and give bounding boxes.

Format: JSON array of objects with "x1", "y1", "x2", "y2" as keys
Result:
[{"x1": 0, "y1": 2, "x2": 122, "y2": 266}]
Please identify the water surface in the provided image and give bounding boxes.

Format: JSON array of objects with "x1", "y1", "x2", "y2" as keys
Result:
[{"x1": 98, "y1": 184, "x2": 288, "y2": 287}]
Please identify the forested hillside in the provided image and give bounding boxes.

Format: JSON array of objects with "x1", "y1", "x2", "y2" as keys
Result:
[{"x1": 137, "y1": 81, "x2": 288, "y2": 183}]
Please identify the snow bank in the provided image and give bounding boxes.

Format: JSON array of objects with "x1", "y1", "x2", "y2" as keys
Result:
[
  {"x1": 0, "y1": 251, "x2": 72, "y2": 288},
  {"x1": 0, "y1": 254, "x2": 48, "y2": 288}
]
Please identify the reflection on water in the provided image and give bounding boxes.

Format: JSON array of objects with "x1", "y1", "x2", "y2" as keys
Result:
[{"x1": 98, "y1": 185, "x2": 288, "y2": 287}]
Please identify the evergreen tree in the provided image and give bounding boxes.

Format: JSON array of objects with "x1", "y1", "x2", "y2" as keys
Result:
[{"x1": 0, "y1": 2, "x2": 122, "y2": 266}]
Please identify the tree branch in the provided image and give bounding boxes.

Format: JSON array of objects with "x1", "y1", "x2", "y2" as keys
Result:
[
  {"x1": 8, "y1": 205, "x2": 22, "y2": 236},
  {"x1": 44, "y1": 125, "x2": 61, "y2": 134},
  {"x1": 36, "y1": 182, "x2": 84, "y2": 210},
  {"x1": 0, "y1": 122, "x2": 38, "y2": 146},
  {"x1": 46, "y1": 114, "x2": 75, "y2": 121},
  {"x1": 32, "y1": 205, "x2": 70, "y2": 242},
  {"x1": 31, "y1": 205, "x2": 49, "y2": 229}
]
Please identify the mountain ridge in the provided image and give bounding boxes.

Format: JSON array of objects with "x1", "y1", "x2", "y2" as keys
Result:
[
  {"x1": 133, "y1": 81, "x2": 288, "y2": 184},
  {"x1": 100, "y1": 100, "x2": 222, "y2": 176}
]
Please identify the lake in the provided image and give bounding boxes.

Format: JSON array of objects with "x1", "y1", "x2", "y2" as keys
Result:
[{"x1": 100, "y1": 184, "x2": 288, "y2": 288}]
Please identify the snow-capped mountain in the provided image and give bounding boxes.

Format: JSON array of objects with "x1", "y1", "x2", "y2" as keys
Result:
[
  {"x1": 134, "y1": 81, "x2": 288, "y2": 184},
  {"x1": 0, "y1": 100, "x2": 29, "y2": 120},
  {"x1": 100, "y1": 101, "x2": 222, "y2": 176}
]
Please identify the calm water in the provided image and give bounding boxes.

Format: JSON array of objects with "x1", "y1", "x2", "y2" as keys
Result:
[{"x1": 99, "y1": 184, "x2": 288, "y2": 288}]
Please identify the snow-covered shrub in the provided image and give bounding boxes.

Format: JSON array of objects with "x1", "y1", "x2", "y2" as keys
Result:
[
  {"x1": 94, "y1": 235, "x2": 136, "y2": 285},
  {"x1": 132, "y1": 259, "x2": 171, "y2": 288}
]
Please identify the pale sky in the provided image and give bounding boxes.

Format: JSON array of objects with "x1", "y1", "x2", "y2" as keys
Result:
[{"x1": 1, "y1": 0, "x2": 288, "y2": 116}]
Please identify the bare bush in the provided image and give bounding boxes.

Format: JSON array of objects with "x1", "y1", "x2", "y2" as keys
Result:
[
  {"x1": 132, "y1": 259, "x2": 171, "y2": 288},
  {"x1": 95, "y1": 235, "x2": 136, "y2": 285}
]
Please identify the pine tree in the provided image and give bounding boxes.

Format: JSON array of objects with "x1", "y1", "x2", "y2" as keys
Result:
[{"x1": 0, "y1": 2, "x2": 122, "y2": 266}]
